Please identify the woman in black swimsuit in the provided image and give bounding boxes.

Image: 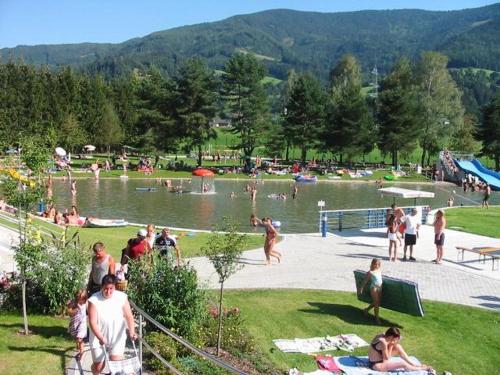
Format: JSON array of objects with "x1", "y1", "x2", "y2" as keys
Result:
[{"x1": 368, "y1": 327, "x2": 435, "y2": 373}]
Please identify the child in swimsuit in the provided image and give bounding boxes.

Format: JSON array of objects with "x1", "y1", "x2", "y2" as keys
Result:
[{"x1": 359, "y1": 258, "x2": 383, "y2": 324}]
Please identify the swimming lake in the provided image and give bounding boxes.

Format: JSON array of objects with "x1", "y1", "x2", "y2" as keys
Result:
[{"x1": 51, "y1": 179, "x2": 497, "y2": 233}]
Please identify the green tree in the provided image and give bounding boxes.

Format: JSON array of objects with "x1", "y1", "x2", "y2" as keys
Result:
[
  {"x1": 377, "y1": 57, "x2": 421, "y2": 167},
  {"x1": 202, "y1": 218, "x2": 248, "y2": 356},
  {"x1": 415, "y1": 51, "x2": 464, "y2": 166},
  {"x1": 133, "y1": 68, "x2": 177, "y2": 152},
  {"x1": 222, "y1": 53, "x2": 269, "y2": 171},
  {"x1": 284, "y1": 73, "x2": 327, "y2": 163},
  {"x1": 174, "y1": 58, "x2": 218, "y2": 166},
  {"x1": 95, "y1": 103, "x2": 124, "y2": 150},
  {"x1": 58, "y1": 113, "x2": 87, "y2": 152},
  {"x1": 325, "y1": 54, "x2": 374, "y2": 162},
  {"x1": 479, "y1": 94, "x2": 500, "y2": 171},
  {"x1": 450, "y1": 113, "x2": 481, "y2": 154}
]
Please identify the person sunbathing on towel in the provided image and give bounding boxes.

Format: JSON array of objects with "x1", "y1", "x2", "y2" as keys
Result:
[{"x1": 369, "y1": 327, "x2": 435, "y2": 374}]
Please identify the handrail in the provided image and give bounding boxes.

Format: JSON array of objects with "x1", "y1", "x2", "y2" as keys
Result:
[
  {"x1": 130, "y1": 300, "x2": 248, "y2": 375},
  {"x1": 319, "y1": 205, "x2": 421, "y2": 214},
  {"x1": 319, "y1": 205, "x2": 430, "y2": 235}
]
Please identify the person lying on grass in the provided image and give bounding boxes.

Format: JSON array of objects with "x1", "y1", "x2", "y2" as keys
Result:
[{"x1": 368, "y1": 327, "x2": 435, "y2": 374}]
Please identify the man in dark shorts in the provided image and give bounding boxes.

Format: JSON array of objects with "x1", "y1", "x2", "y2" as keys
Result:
[
  {"x1": 482, "y1": 184, "x2": 491, "y2": 209},
  {"x1": 155, "y1": 228, "x2": 182, "y2": 266},
  {"x1": 403, "y1": 208, "x2": 420, "y2": 261}
]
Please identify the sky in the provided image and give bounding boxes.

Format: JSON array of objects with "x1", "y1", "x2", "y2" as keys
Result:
[{"x1": 0, "y1": 0, "x2": 498, "y2": 48}]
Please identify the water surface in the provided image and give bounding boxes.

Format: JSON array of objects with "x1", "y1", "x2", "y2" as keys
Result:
[{"x1": 51, "y1": 179, "x2": 496, "y2": 233}]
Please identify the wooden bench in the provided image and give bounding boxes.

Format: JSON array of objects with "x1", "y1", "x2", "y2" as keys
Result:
[{"x1": 455, "y1": 247, "x2": 500, "y2": 271}]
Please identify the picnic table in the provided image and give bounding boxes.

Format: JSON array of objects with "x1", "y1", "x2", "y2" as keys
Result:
[{"x1": 455, "y1": 246, "x2": 500, "y2": 271}]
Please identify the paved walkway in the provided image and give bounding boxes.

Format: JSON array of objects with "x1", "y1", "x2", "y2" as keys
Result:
[{"x1": 190, "y1": 226, "x2": 500, "y2": 311}]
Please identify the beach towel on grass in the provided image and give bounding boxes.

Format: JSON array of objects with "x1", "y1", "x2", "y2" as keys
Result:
[
  {"x1": 334, "y1": 356, "x2": 428, "y2": 375},
  {"x1": 274, "y1": 334, "x2": 368, "y2": 353}
]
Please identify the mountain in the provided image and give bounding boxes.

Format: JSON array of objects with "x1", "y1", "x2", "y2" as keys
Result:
[{"x1": 1, "y1": 4, "x2": 500, "y2": 80}]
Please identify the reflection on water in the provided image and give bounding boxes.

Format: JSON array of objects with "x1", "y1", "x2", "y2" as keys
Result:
[{"x1": 51, "y1": 179, "x2": 497, "y2": 233}]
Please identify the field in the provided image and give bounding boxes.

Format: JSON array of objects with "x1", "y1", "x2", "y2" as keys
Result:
[
  {"x1": 2, "y1": 290, "x2": 499, "y2": 375},
  {"x1": 445, "y1": 206, "x2": 500, "y2": 238},
  {"x1": 223, "y1": 289, "x2": 500, "y2": 375}
]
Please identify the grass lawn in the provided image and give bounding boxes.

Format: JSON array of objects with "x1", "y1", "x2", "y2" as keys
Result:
[
  {"x1": 1, "y1": 292, "x2": 498, "y2": 374},
  {"x1": 445, "y1": 206, "x2": 500, "y2": 238},
  {"x1": 0, "y1": 313, "x2": 74, "y2": 375},
  {"x1": 223, "y1": 289, "x2": 500, "y2": 375}
]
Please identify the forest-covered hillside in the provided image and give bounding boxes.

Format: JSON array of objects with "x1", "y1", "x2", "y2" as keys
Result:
[{"x1": 1, "y1": 4, "x2": 500, "y2": 80}]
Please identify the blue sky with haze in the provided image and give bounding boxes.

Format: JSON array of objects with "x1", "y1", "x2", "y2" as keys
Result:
[{"x1": 0, "y1": 0, "x2": 497, "y2": 48}]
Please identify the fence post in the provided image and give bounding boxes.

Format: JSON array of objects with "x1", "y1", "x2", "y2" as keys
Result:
[
  {"x1": 321, "y1": 213, "x2": 328, "y2": 237},
  {"x1": 339, "y1": 212, "x2": 343, "y2": 232},
  {"x1": 139, "y1": 314, "x2": 143, "y2": 371}
]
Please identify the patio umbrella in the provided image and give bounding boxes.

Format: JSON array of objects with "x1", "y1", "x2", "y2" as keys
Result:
[
  {"x1": 55, "y1": 147, "x2": 67, "y2": 157},
  {"x1": 83, "y1": 145, "x2": 96, "y2": 151}
]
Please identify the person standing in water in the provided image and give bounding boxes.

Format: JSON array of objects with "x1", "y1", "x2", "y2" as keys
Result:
[{"x1": 292, "y1": 184, "x2": 298, "y2": 199}]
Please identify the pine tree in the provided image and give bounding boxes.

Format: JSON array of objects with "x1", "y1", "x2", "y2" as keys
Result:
[
  {"x1": 222, "y1": 53, "x2": 268, "y2": 171},
  {"x1": 174, "y1": 58, "x2": 218, "y2": 166},
  {"x1": 284, "y1": 73, "x2": 327, "y2": 163},
  {"x1": 325, "y1": 54, "x2": 374, "y2": 162},
  {"x1": 479, "y1": 94, "x2": 500, "y2": 171},
  {"x1": 377, "y1": 57, "x2": 421, "y2": 167}
]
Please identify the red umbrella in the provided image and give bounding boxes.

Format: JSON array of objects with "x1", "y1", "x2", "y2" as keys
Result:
[{"x1": 192, "y1": 169, "x2": 214, "y2": 177}]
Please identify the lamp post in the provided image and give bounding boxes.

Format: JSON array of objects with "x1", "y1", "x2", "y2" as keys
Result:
[{"x1": 318, "y1": 200, "x2": 327, "y2": 237}]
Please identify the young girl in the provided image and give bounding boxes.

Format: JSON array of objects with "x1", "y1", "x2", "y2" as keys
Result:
[
  {"x1": 67, "y1": 289, "x2": 88, "y2": 361},
  {"x1": 386, "y1": 214, "x2": 399, "y2": 261},
  {"x1": 359, "y1": 258, "x2": 383, "y2": 324}
]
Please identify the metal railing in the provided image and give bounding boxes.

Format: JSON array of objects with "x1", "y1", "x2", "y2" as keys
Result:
[
  {"x1": 318, "y1": 206, "x2": 430, "y2": 235},
  {"x1": 130, "y1": 301, "x2": 248, "y2": 375}
]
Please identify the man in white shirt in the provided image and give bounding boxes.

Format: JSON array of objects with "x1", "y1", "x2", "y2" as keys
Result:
[{"x1": 403, "y1": 208, "x2": 420, "y2": 261}]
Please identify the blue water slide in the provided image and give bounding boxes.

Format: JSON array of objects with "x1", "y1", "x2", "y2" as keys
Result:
[
  {"x1": 454, "y1": 159, "x2": 500, "y2": 190},
  {"x1": 471, "y1": 159, "x2": 500, "y2": 180}
]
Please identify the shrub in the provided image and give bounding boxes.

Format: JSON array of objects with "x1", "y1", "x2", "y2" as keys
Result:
[
  {"x1": 143, "y1": 331, "x2": 182, "y2": 375},
  {"x1": 9, "y1": 228, "x2": 89, "y2": 315},
  {"x1": 127, "y1": 253, "x2": 207, "y2": 342},
  {"x1": 177, "y1": 356, "x2": 230, "y2": 375},
  {"x1": 200, "y1": 305, "x2": 255, "y2": 354}
]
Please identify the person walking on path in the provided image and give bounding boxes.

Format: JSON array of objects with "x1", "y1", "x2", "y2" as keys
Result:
[
  {"x1": 155, "y1": 227, "x2": 182, "y2": 266},
  {"x1": 87, "y1": 242, "x2": 116, "y2": 295},
  {"x1": 433, "y1": 210, "x2": 446, "y2": 264},
  {"x1": 482, "y1": 184, "x2": 491, "y2": 209},
  {"x1": 256, "y1": 217, "x2": 282, "y2": 266},
  {"x1": 403, "y1": 208, "x2": 420, "y2": 262},
  {"x1": 386, "y1": 214, "x2": 399, "y2": 262},
  {"x1": 88, "y1": 275, "x2": 137, "y2": 375},
  {"x1": 67, "y1": 288, "x2": 88, "y2": 361},
  {"x1": 120, "y1": 229, "x2": 152, "y2": 276},
  {"x1": 359, "y1": 258, "x2": 383, "y2": 324},
  {"x1": 368, "y1": 327, "x2": 435, "y2": 373}
]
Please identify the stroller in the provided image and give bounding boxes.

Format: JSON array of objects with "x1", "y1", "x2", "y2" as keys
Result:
[{"x1": 103, "y1": 339, "x2": 141, "y2": 375}]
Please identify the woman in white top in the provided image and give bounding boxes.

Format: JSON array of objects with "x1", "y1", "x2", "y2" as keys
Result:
[{"x1": 88, "y1": 275, "x2": 137, "y2": 375}]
